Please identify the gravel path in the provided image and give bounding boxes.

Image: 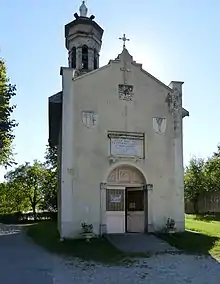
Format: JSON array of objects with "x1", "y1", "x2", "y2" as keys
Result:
[
  {"x1": 0, "y1": 224, "x2": 219, "y2": 284},
  {"x1": 65, "y1": 254, "x2": 219, "y2": 284}
]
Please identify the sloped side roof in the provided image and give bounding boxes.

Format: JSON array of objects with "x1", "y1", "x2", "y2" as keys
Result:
[{"x1": 48, "y1": 91, "x2": 62, "y2": 146}]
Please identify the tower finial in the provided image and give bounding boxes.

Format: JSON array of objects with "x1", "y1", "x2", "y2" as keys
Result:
[{"x1": 79, "y1": 1, "x2": 88, "y2": 17}]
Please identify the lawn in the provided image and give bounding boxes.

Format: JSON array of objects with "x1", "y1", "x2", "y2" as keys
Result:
[
  {"x1": 26, "y1": 221, "x2": 126, "y2": 264},
  {"x1": 27, "y1": 214, "x2": 220, "y2": 263},
  {"x1": 159, "y1": 214, "x2": 220, "y2": 260}
]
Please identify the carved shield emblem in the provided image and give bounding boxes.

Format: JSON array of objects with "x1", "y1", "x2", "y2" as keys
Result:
[
  {"x1": 118, "y1": 84, "x2": 134, "y2": 101},
  {"x1": 81, "y1": 111, "x2": 98, "y2": 128},
  {"x1": 153, "y1": 117, "x2": 167, "y2": 135}
]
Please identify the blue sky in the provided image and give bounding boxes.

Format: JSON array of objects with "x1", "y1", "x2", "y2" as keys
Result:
[{"x1": 0, "y1": 0, "x2": 220, "y2": 179}]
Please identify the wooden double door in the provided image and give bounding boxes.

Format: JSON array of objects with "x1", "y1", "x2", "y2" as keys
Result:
[{"x1": 125, "y1": 188, "x2": 145, "y2": 233}]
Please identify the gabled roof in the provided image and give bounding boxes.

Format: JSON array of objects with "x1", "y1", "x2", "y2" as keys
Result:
[
  {"x1": 138, "y1": 63, "x2": 173, "y2": 92},
  {"x1": 109, "y1": 48, "x2": 173, "y2": 92},
  {"x1": 73, "y1": 48, "x2": 173, "y2": 92},
  {"x1": 72, "y1": 64, "x2": 111, "y2": 81},
  {"x1": 49, "y1": 49, "x2": 189, "y2": 145}
]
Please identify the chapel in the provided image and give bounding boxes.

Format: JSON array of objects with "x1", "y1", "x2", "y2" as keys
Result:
[{"x1": 48, "y1": 1, "x2": 189, "y2": 239}]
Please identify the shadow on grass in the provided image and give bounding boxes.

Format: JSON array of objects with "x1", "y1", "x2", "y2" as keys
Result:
[
  {"x1": 26, "y1": 221, "x2": 127, "y2": 264},
  {"x1": 157, "y1": 231, "x2": 219, "y2": 256},
  {"x1": 193, "y1": 213, "x2": 220, "y2": 222}
]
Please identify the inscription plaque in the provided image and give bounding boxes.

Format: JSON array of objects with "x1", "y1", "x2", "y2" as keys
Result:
[
  {"x1": 111, "y1": 138, "x2": 142, "y2": 157},
  {"x1": 108, "y1": 132, "x2": 144, "y2": 159}
]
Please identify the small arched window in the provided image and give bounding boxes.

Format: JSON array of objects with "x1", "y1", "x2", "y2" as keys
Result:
[
  {"x1": 71, "y1": 47, "x2": 76, "y2": 69},
  {"x1": 82, "y1": 45, "x2": 88, "y2": 69},
  {"x1": 94, "y1": 49, "x2": 98, "y2": 70}
]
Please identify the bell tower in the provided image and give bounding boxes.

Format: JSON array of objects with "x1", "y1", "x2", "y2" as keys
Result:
[{"x1": 65, "y1": 1, "x2": 104, "y2": 76}]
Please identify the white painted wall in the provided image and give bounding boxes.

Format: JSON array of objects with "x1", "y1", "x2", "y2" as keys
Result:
[{"x1": 59, "y1": 50, "x2": 186, "y2": 238}]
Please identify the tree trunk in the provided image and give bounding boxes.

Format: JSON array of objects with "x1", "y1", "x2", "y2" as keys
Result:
[
  {"x1": 193, "y1": 198, "x2": 199, "y2": 214},
  {"x1": 32, "y1": 204, "x2": 36, "y2": 220}
]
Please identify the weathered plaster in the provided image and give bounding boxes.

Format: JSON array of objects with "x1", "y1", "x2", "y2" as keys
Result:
[{"x1": 57, "y1": 50, "x2": 188, "y2": 238}]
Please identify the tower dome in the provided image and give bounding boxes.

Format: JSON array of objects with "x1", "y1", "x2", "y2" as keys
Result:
[{"x1": 65, "y1": 2, "x2": 104, "y2": 76}]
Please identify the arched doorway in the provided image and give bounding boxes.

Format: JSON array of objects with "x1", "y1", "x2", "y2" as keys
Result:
[{"x1": 105, "y1": 165, "x2": 147, "y2": 234}]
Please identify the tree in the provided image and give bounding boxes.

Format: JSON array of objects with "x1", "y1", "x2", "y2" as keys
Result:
[
  {"x1": 41, "y1": 169, "x2": 57, "y2": 212},
  {"x1": 0, "y1": 182, "x2": 12, "y2": 214},
  {"x1": 184, "y1": 157, "x2": 206, "y2": 213},
  {"x1": 205, "y1": 156, "x2": 220, "y2": 192},
  {"x1": 213, "y1": 144, "x2": 220, "y2": 158},
  {"x1": 0, "y1": 181, "x2": 29, "y2": 214},
  {"x1": 42, "y1": 144, "x2": 58, "y2": 211},
  {"x1": 0, "y1": 59, "x2": 18, "y2": 168},
  {"x1": 7, "y1": 180, "x2": 30, "y2": 213},
  {"x1": 44, "y1": 144, "x2": 57, "y2": 170},
  {"x1": 5, "y1": 161, "x2": 46, "y2": 219}
]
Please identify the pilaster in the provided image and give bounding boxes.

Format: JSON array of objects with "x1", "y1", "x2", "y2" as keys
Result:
[
  {"x1": 100, "y1": 182, "x2": 107, "y2": 235},
  {"x1": 95, "y1": 53, "x2": 100, "y2": 69},
  {"x1": 168, "y1": 81, "x2": 185, "y2": 230},
  {"x1": 60, "y1": 68, "x2": 76, "y2": 238},
  {"x1": 76, "y1": 47, "x2": 82, "y2": 70},
  {"x1": 88, "y1": 48, "x2": 94, "y2": 70}
]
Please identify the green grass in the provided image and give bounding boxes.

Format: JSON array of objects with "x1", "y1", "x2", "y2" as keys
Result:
[
  {"x1": 26, "y1": 221, "x2": 127, "y2": 264},
  {"x1": 27, "y1": 215, "x2": 220, "y2": 263},
  {"x1": 158, "y1": 214, "x2": 220, "y2": 259},
  {"x1": 186, "y1": 214, "x2": 220, "y2": 236}
]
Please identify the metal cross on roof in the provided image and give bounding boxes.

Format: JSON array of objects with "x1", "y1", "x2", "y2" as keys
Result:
[{"x1": 119, "y1": 34, "x2": 130, "y2": 49}]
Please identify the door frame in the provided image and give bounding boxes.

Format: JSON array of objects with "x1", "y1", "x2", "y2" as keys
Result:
[
  {"x1": 125, "y1": 187, "x2": 146, "y2": 233},
  {"x1": 125, "y1": 188, "x2": 128, "y2": 232}
]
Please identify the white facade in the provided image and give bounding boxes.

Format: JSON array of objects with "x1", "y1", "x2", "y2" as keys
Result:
[
  {"x1": 57, "y1": 48, "x2": 188, "y2": 239},
  {"x1": 49, "y1": 3, "x2": 189, "y2": 239}
]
